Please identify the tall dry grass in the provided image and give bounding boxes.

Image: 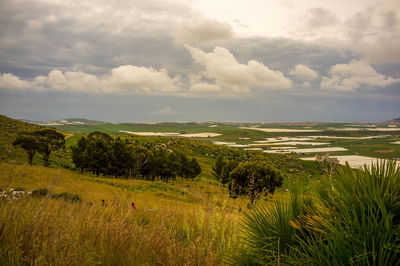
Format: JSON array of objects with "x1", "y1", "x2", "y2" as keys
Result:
[
  {"x1": 0, "y1": 196, "x2": 240, "y2": 265},
  {"x1": 0, "y1": 162, "x2": 245, "y2": 265}
]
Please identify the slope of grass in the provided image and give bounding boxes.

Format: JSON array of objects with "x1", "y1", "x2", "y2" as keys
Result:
[
  {"x1": 0, "y1": 114, "x2": 42, "y2": 162},
  {"x1": 0, "y1": 162, "x2": 295, "y2": 265}
]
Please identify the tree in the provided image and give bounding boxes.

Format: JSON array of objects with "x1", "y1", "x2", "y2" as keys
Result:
[
  {"x1": 13, "y1": 134, "x2": 39, "y2": 165},
  {"x1": 178, "y1": 153, "x2": 190, "y2": 179},
  {"x1": 72, "y1": 132, "x2": 113, "y2": 176},
  {"x1": 161, "y1": 152, "x2": 180, "y2": 182},
  {"x1": 212, "y1": 156, "x2": 238, "y2": 186},
  {"x1": 32, "y1": 129, "x2": 65, "y2": 166},
  {"x1": 212, "y1": 156, "x2": 225, "y2": 179},
  {"x1": 13, "y1": 129, "x2": 64, "y2": 166},
  {"x1": 72, "y1": 136, "x2": 90, "y2": 173},
  {"x1": 109, "y1": 137, "x2": 133, "y2": 177},
  {"x1": 188, "y1": 157, "x2": 201, "y2": 180},
  {"x1": 229, "y1": 162, "x2": 283, "y2": 205},
  {"x1": 131, "y1": 145, "x2": 152, "y2": 178},
  {"x1": 220, "y1": 160, "x2": 238, "y2": 186}
]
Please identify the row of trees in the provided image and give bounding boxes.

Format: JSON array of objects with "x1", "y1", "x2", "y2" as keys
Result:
[
  {"x1": 72, "y1": 131, "x2": 201, "y2": 181},
  {"x1": 13, "y1": 129, "x2": 65, "y2": 166},
  {"x1": 212, "y1": 156, "x2": 283, "y2": 205}
]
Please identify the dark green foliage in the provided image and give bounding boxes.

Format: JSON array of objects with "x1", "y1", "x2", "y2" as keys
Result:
[
  {"x1": 212, "y1": 156, "x2": 239, "y2": 186},
  {"x1": 221, "y1": 160, "x2": 239, "y2": 186},
  {"x1": 189, "y1": 158, "x2": 201, "y2": 179},
  {"x1": 228, "y1": 194, "x2": 312, "y2": 265},
  {"x1": 229, "y1": 162, "x2": 284, "y2": 205},
  {"x1": 109, "y1": 138, "x2": 133, "y2": 177},
  {"x1": 231, "y1": 160, "x2": 400, "y2": 265},
  {"x1": 32, "y1": 129, "x2": 65, "y2": 166},
  {"x1": 13, "y1": 128, "x2": 65, "y2": 166},
  {"x1": 212, "y1": 156, "x2": 225, "y2": 179},
  {"x1": 32, "y1": 188, "x2": 48, "y2": 197},
  {"x1": 71, "y1": 136, "x2": 90, "y2": 172},
  {"x1": 131, "y1": 145, "x2": 152, "y2": 178},
  {"x1": 13, "y1": 135, "x2": 39, "y2": 165},
  {"x1": 72, "y1": 131, "x2": 112, "y2": 176},
  {"x1": 0, "y1": 114, "x2": 41, "y2": 162},
  {"x1": 179, "y1": 154, "x2": 201, "y2": 180},
  {"x1": 52, "y1": 192, "x2": 82, "y2": 203},
  {"x1": 292, "y1": 160, "x2": 400, "y2": 265},
  {"x1": 71, "y1": 133, "x2": 202, "y2": 181}
]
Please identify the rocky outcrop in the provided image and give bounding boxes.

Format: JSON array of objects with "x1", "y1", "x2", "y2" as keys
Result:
[{"x1": 0, "y1": 188, "x2": 32, "y2": 201}]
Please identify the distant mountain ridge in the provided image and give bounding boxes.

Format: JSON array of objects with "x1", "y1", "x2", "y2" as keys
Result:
[{"x1": 377, "y1": 117, "x2": 400, "y2": 126}]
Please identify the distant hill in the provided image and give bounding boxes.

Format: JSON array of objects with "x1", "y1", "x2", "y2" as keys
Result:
[
  {"x1": 30, "y1": 118, "x2": 110, "y2": 126},
  {"x1": 0, "y1": 114, "x2": 42, "y2": 160},
  {"x1": 376, "y1": 117, "x2": 400, "y2": 126}
]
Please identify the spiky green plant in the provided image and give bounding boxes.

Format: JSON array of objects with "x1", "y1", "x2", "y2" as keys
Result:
[
  {"x1": 227, "y1": 192, "x2": 313, "y2": 265},
  {"x1": 292, "y1": 160, "x2": 400, "y2": 265}
]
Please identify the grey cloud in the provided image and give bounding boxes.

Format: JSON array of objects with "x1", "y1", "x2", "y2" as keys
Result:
[
  {"x1": 175, "y1": 19, "x2": 234, "y2": 45},
  {"x1": 345, "y1": 6, "x2": 400, "y2": 63},
  {"x1": 289, "y1": 64, "x2": 319, "y2": 80},
  {"x1": 305, "y1": 7, "x2": 338, "y2": 29},
  {"x1": 0, "y1": 0, "x2": 196, "y2": 78}
]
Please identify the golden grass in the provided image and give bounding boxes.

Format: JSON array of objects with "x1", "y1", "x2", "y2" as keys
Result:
[{"x1": 0, "y1": 163, "x2": 287, "y2": 265}]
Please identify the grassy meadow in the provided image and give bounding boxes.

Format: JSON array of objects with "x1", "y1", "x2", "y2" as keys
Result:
[{"x1": 0, "y1": 162, "x2": 293, "y2": 265}]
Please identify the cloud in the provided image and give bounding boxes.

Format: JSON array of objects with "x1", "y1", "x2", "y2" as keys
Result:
[
  {"x1": 184, "y1": 44, "x2": 292, "y2": 93},
  {"x1": 321, "y1": 60, "x2": 400, "y2": 91},
  {"x1": 31, "y1": 70, "x2": 100, "y2": 92},
  {"x1": 105, "y1": 65, "x2": 179, "y2": 93},
  {"x1": 0, "y1": 73, "x2": 30, "y2": 90},
  {"x1": 345, "y1": 7, "x2": 400, "y2": 63},
  {"x1": 0, "y1": 66, "x2": 180, "y2": 94},
  {"x1": 305, "y1": 7, "x2": 338, "y2": 29},
  {"x1": 175, "y1": 19, "x2": 233, "y2": 45},
  {"x1": 289, "y1": 64, "x2": 319, "y2": 80}
]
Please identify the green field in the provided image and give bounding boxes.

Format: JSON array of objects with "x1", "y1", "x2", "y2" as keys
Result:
[{"x1": 41, "y1": 118, "x2": 400, "y2": 159}]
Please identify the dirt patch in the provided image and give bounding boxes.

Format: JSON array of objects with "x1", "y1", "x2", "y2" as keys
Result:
[{"x1": 375, "y1": 150, "x2": 395, "y2": 153}]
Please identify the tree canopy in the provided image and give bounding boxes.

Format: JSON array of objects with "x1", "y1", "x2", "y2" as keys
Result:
[
  {"x1": 229, "y1": 161, "x2": 284, "y2": 205},
  {"x1": 13, "y1": 128, "x2": 65, "y2": 166},
  {"x1": 71, "y1": 132, "x2": 202, "y2": 181}
]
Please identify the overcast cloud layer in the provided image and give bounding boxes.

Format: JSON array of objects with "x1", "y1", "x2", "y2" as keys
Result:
[{"x1": 0, "y1": 0, "x2": 399, "y2": 122}]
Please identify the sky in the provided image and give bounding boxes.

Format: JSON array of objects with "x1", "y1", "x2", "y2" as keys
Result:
[{"x1": 0, "y1": 0, "x2": 399, "y2": 122}]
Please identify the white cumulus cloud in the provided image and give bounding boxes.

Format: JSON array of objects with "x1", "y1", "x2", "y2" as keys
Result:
[
  {"x1": 0, "y1": 66, "x2": 180, "y2": 95},
  {"x1": 184, "y1": 44, "x2": 292, "y2": 93},
  {"x1": 0, "y1": 73, "x2": 30, "y2": 90},
  {"x1": 289, "y1": 64, "x2": 319, "y2": 80},
  {"x1": 105, "y1": 65, "x2": 179, "y2": 93},
  {"x1": 321, "y1": 60, "x2": 400, "y2": 91}
]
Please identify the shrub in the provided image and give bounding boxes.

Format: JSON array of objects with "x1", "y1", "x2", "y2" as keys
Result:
[
  {"x1": 31, "y1": 188, "x2": 48, "y2": 197},
  {"x1": 52, "y1": 192, "x2": 82, "y2": 203}
]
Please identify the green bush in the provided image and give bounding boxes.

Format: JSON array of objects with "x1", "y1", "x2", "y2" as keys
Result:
[
  {"x1": 31, "y1": 188, "x2": 48, "y2": 197},
  {"x1": 52, "y1": 192, "x2": 82, "y2": 203}
]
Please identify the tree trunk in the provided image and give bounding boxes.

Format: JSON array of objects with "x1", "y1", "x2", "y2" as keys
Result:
[{"x1": 28, "y1": 151, "x2": 35, "y2": 165}]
